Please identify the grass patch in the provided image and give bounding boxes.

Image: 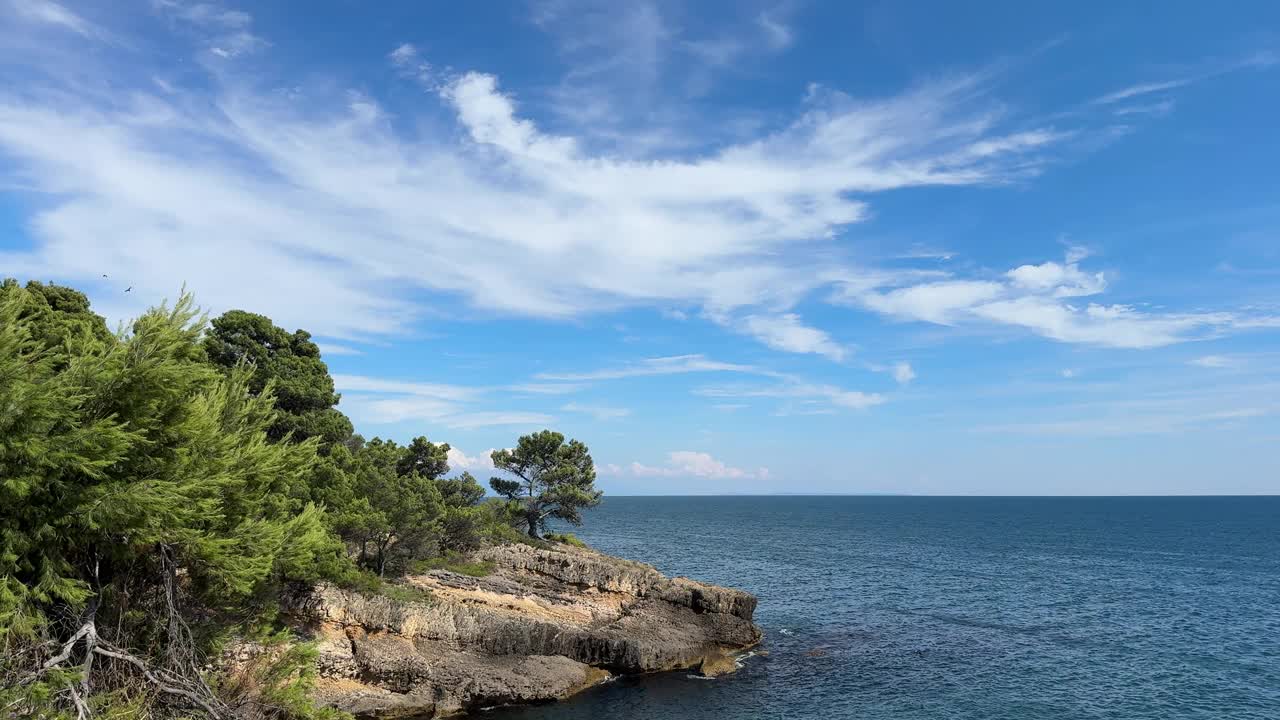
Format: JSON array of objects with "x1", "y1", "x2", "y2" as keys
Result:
[
  {"x1": 380, "y1": 583, "x2": 434, "y2": 605},
  {"x1": 412, "y1": 551, "x2": 496, "y2": 577},
  {"x1": 543, "y1": 532, "x2": 588, "y2": 548}
]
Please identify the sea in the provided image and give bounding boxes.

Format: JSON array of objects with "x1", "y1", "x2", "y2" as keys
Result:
[{"x1": 484, "y1": 496, "x2": 1279, "y2": 720}]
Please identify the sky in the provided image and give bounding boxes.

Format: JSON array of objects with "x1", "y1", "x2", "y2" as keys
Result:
[{"x1": 1, "y1": 0, "x2": 1278, "y2": 495}]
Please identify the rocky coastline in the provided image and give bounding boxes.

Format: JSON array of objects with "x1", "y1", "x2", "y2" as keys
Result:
[{"x1": 284, "y1": 542, "x2": 762, "y2": 718}]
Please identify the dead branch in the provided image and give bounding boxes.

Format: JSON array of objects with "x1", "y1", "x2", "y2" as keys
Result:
[
  {"x1": 41, "y1": 622, "x2": 93, "y2": 671},
  {"x1": 92, "y1": 643, "x2": 225, "y2": 719},
  {"x1": 67, "y1": 685, "x2": 90, "y2": 720}
]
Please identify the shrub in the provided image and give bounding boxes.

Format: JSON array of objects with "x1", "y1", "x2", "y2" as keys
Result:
[
  {"x1": 379, "y1": 583, "x2": 434, "y2": 605},
  {"x1": 411, "y1": 551, "x2": 496, "y2": 578},
  {"x1": 543, "y1": 532, "x2": 589, "y2": 548}
]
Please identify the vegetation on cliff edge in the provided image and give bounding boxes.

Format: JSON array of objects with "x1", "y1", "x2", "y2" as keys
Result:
[{"x1": 0, "y1": 280, "x2": 600, "y2": 720}]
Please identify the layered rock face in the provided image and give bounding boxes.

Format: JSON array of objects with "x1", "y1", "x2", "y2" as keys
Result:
[{"x1": 287, "y1": 543, "x2": 761, "y2": 718}]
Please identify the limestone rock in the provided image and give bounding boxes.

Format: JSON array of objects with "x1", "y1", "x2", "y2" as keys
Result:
[
  {"x1": 287, "y1": 543, "x2": 761, "y2": 718},
  {"x1": 697, "y1": 648, "x2": 739, "y2": 677}
]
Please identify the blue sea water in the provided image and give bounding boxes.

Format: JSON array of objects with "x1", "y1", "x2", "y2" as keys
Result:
[{"x1": 485, "y1": 496, "x2": 1280, "y2": 720}]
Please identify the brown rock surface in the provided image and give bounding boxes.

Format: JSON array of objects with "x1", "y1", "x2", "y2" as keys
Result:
[{"x1": 287, "y1": 543, "x2": 761, "y2": 718}]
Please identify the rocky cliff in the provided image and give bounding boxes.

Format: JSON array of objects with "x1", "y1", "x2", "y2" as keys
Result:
[{"x1": 285, "y1": 543, "x2": 762, "y2": 718}]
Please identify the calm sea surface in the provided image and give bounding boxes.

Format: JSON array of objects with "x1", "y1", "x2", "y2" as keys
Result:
[{"x1": 485, "y1": 496, "x2": 1280, "y2": 720}]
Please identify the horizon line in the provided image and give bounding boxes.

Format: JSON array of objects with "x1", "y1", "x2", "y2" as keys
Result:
[{"x1": 589, "y1": 493, "x2": 1280, "y2": 498}]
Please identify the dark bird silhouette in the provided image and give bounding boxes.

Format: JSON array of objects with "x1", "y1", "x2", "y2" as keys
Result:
[
  {"x1": 101, "y1": 273, "x2": 108, "y2": 278},
  {"x1": 125, "y1": 286, "x2": 132, "y2": 292}
]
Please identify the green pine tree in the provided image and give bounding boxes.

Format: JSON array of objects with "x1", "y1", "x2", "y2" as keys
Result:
[{"x1": 0, "y1": 281, "x2": 339, "y2": 719}]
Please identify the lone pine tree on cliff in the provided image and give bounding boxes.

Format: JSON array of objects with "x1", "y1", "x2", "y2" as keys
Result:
[{"x1": 489, "y1": 430, "x2": 602, "y2": 538}]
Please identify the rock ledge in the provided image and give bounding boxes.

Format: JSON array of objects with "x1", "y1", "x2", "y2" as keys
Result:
[{"x1": 286, "y1": 543, "x2": 761, "y2": 718}]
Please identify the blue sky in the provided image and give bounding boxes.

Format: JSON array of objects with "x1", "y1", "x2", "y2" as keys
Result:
[{"x1": 1, "y1": 1, "x2": 1278, "y2": 494}]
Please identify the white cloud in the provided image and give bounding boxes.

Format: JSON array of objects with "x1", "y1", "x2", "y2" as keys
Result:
[
  {"x1": 333, "y1": 373, "x2": 552, "y2": 428},
  {"x1": 561, "y1": 402, "x2": 631, "y2": 420},
  {"x1": 155, "y1": 1, "x2": 266, "y2": 58},
  {"x1": 1006, "y1": 259, "x2": 1105, "y2": 297},
  {"x1": 1113, "y1": 99, "x2": 1176, "y2": 117},
  {"x1": 388, "y1": 42, "x2": 438, "y2": 89},
  {"x1": 333, "y1": 374, "x2": 476, "y2": 401},
  {"x1": 209, "y1": 32, "x2": 267, "y2": 58},
  {"x1": 531, "y1": 0, "x2": 680, "y2": 151},
  {"x1": 0, "y1": 27, "x2": 1083, "y2": 350},
  {"x1": 974, "y1": 407, "x2": 1270, "y2": 437},
  {"x1": 755, "y1": 10, "x2": 793, "y2": 50},
  {"x1": 696, "y1": 380, "x2": 884, "y2": 410},
  {"x1": 156, "y1": 1, "x2": 252, "y2": 28},
  {"x1": 545, "y1": 353, "x2": 882, "y2": 413},
  {"x1": 846, "y1": 249, "x2": 1266, "y2": 349},
  {"x1": 538, "y1": 354, "x2": 771, "y2": 381},
  {"x1": 737, "y1": 313, "x2": 846, "y2": 361},
  {"x1": 506, "y1": 382, "x2": 586, "y2": 395},
  {"x1": 892, "y1": 361, "x2": 915, "y2": 384},
  {"x1": 1063, "y1": 244, "x2": 1092, "y2": 264},
  {"x1": 446, "y1": 446, "x2": 490, "y2": 472},
  {"x1": 317, "y1": 342, "x2": 363, "y2": 356},
  {"x1": 972, "y1": 299, "x2": 1231, "y2": 349},
  {"x1": 860, "y1": 280, "x2": 1003, "y2": 324},
  {"x1": 0, "y1": 18, "x2": 1272, "y2": 362},
  {"x1": 443, "y1": 412, "x2": 554, "y2": 430},
  {"x1": 1061, "y1": 368, "x2": 1077, "y2": 378},
  {"x1": 8, "y1": 0, "x2": 92, "y2": 36},
  {"x1": 340, "y1": 394, "x2": 459, "y2": 425},
  {"x1": 1189, "y1": 355, "x2": 1237, "y2": 368},
  {"x1": 389, "y1": 42, "x2": 417, "y2": 66},
  {"x1": 619, "y1": 451, "x2": 768, "y2": 479},
  {"x1": 1092, "y1": 53, "x2": 1278, "y2": 106},
  {"x1": 1093, "y1": 79, "x2": 1192, "y2": 105}
]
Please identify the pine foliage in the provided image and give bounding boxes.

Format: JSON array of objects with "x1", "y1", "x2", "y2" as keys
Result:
[{"x1": 0, "y1": 281, "x2": 600, "y2": 719}]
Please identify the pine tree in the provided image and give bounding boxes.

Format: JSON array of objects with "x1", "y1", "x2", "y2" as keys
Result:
[
  {"x1": 202, "y1": 310, "x2": 354, "y2": 447},
  {"x1": 0, "y1": 282, "x2": 336, "y2": 718},
  {"x1": 489, "y1": 430, "x2": 601, "y2": 538}
]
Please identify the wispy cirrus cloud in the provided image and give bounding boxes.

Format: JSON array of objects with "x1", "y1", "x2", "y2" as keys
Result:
[
  {"x1": 541, "y1": 353, "x2": 885, "y2": 413},
  {"x1": 755, "y1": 8, "x2": 794, "y2": 51},
  {"x1": 1112, "y1": 99, "x2": 1176, "y2": 117},
  {"x1": 1189, "y1": 354, "x2": 1239, "y2": 369},
  {"x1": 332, "y1": 374, "x2": 477, "y2": 402},
  {"x1": 536, "y1": 354, "x2": 772, "y2": 381},
  {"x1": 0, "y1": 2, "x2": 1274, "y2": 366},
  {"x1": 974, "y1": 407, "x2": 1271, "y2": 437},
  {"x1": 154, "y1": 0, "x2": 267, "y2": 58},
  {"x1": 0, "y1": 2, "x2": 1089, "y2": 353},
  {"x1": 1093, "y1": 78, "x2": 1195, "y2": 106},
  {"x1": 506, "y1": 382, "x2": 588, "y2": 395},
  {"x1": 317, "y1": 342, "x2": 364, "y2": 357},
  {"x1": 695, "y1": 380, "x2": 885, "y2": 411},
  {"x1": 1092, "y1": 51, "x2": 1277, "y2": 106},
  {"x1": 965, "y1": 375, "x2": 1280, "y2": 437},
  {"x1": 7, "y1": 0, "x2": 92, "y2": 35},
  {"x1": 333, "y1": 374, "x2": 553, "y2": 429},
  {"x1": 561, "y1": 402, "x2": 631, "y2": 421}
]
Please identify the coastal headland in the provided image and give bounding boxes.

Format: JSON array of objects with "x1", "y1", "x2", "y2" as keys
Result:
[{"x1": 286, "y1": 542, "x2": 762, "y2": 718}]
